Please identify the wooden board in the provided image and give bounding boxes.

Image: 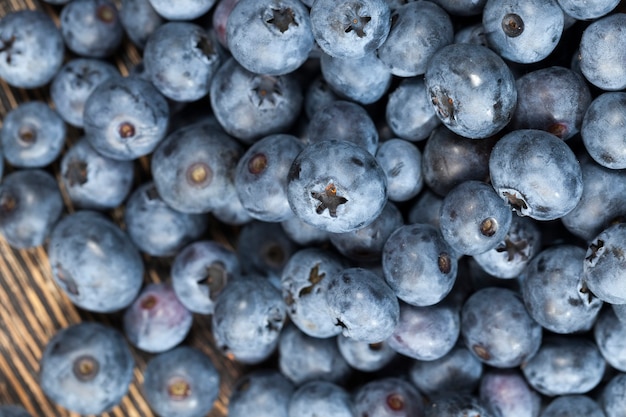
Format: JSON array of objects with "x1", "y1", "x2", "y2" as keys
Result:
[{"x1": 0, "y1": 1, "x2": 245, "y2": 415}]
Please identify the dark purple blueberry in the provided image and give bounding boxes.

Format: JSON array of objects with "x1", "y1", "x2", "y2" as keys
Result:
[{"x1": 479, "y1": 369, "x2": 541, "y2": 417}]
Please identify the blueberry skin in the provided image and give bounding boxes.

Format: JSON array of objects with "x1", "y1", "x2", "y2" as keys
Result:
[
  {"x1": 304, "y1": 76, "x2": 339, "y2": 120},
  {"x1": 124, "y1": 182, "x2": 208, "y2": 257},
  {"x1": 336, "y1": 335, "x2": 397, "y2": 372},
  {"x1": 320, "y1": 51, "x2": 392, "y2": 105},
  {"x1": 388, "y1": 301, "x2": 460, "y2": 361},
  {"x1": 595, "y1": 307, "x2": 626, "y2": 373},
  {"x1": 461, "y1": 287, "x2": 542, "y2": 368},
  {"x1": 278, "y1": 324, "x2": 351, "y2": 385},
  {"x1": 454, "y1": 23, "x2": 489, "y2": 46},
  {"x1": 281, "y1": 215, "x2": 330, "y2": 246},
  {"x1": 482, "y1": 0, "x2": 564, "y2": 64},
  {"x1": 50, "y1": 58, "x2": 119, "y2": 128},
  {"x1": 39, "y1": 322, "x2": 134, "y2": 415},
  {"x1": 144, "y1": 22, "x2": 222, "y2": 102},
  {"x1": 119, "y1": 0, "x2": 163, "y2": 49},
  {"x1": 310, "y1": 0, "x2": 391, "y2": 59},
  {"x1": 148, "y1": 0, "x2": 216, "y2": 20},
  {"x1": 83, "y1": 75, "x2": 170, "y2": 161},
  {"x1": 0, "y1": 170, "x2": 63, "y2": 250},
  {"x1": 60, "y1": 0, "x2": 124, "y2": 58},
  {"x1": 422, "y1": 126, "x2": 497, "y2": 197},
  {"x1": 600, "y1": 373, "x2": 626, "y2": 417},
  {"x1": 0, "y1": 11, "x2": 64, "y2": 89},
  {"x1": 287, "y1": 140, "x2": 388, "y2": 234},
  {"x1": 235, "y1": 134, "x2": 303, "y2": 222},
  {"x1": 409, "y1": 345, "x2": 483, "y2": 397},
  {"x1": 227, "y1": 0, "x2": 314, "y2": 76},
  {"x1": 171, "y1": 239, "x2": 240, "y2": 315},
  {"x1": 583, "y1": 223, "x2": 626, "y2": 304},
  {"x1": 378, "y1": 1, "x2": 453, "y2": 77},
  {"x1": 512, "y1": 66, "x2": 591, "y2": 140},
  {"x1": 430, "y1": 0, "x2": 487, "y2": 16},
  {"x1": 0, "y1": 102, "x2": 66, "y2": 168},
  {"x1": 288, "y1": 381, "x2": 356, "y2": 417},
  {"x1": 375, "y1": 139, "x2": 423, "y2": 202},
  {"x1": 521, "y1": 245, "x2": 602, "y2": 334},
  {"x1": 60, "y1": 137, "x2": 134, "y2": 210},
  {"x1": 151, "y1": 120, "x2": 242, "y2": 214},
  {"x1": 557, "y1": 0, "x2": 620, "y2": 20},
  {"x1": 479, "y1": 369, "x2": 541, "y2": 417},
  {"x1": 228, "y1": 370, "x2": 294, "y2": 417},
  {"x1": 48, "y1": 211, "x2": 144, "y2": 313},
  {"x1": 210, "y1": 58, "x2": 302, "y2": 144},
  {"x1": 353, "y1": 377, "x2": 425, "y2": 417},
  {"x1": 143, "y1": 346, "x2": 220, "y2": 417},
  {"x1": 425, "y1": 395, "x2": 493, "y2": 417},
  {"x1": 281, "y1": 248, "x2": 346, "y2": 338},
  {"x1": 440, "y1": 180, "x2": 513, "y2": 257},
  {"x1": 424, "y1": 43, "x2": 517, "y2": 139},
  {"x1": 213, "y1": 0, "x2": 240, "y2": 47},
  {"x1": 305, "y1": 101, "x2": 379, "y2": 155},
  {"x1": 581, "y1": 92, "x2": 626, "y2": 169},
  {"x1": 542, "y1": 395, "x2": 605, "y2": 417},
  {"x1": 383, "y1": 223, "x2": 457, "y2": 306},
  {"x1": 212, "y1": 275, "x2": 287, "y2": 364},
  {"x1": 408, "y1": 190, "x2": 444, "y2": 228},
  {"x1": 613, "y1": 303, "x2": 626, "y2": 324},
  {"x1": 579, "y1": 14, "x2": 626, "y2": 91},
  {"x1": 385, "y1": 77, "x2": 440, "y2": 142},
  {"x1": 0, "y1": 406, "x2": 32, "y2": 417},
  {"x1": 489, "y1": 129, "x2": 583, "y2": 221},
  {"x1": 521, "y1": 336, "x2": 606, "y2": 396},
  {"x1": 325, "y1": 267, "x2": 399, "y2": 343}
]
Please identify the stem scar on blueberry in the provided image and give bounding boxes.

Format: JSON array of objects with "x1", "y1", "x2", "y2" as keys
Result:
[
  {"x1": 96, "y1": 4, "x2": 117, "y2": 23},
  {"x1": 73, "y1": 355, "x2": 99, "y2": 382},
  {"x1": 547, "y1": 122, "x2": 568, "y2": 139},
  {"x1": 18, "y1": 124, "x2": 36, "y2": 145},
  {"x1": 186, "y1": 162, "x2": 212, "y2": 187},
  {"x1": 386, "y1": 393, "x2": 405, "y2": 411},
  {"x1": 65, "y1": 160, "x2": 89, "y2": 186},
  {"x1": 167, "y1": 377, "x2": 192, "y2": 400},
  {"x1": 368, "y1": 342, "x2": 383, "y2": 351},
  {"x1": 266, "y1": 8, "x2": 298, "y2": 33},
  {"x1": 248, "y1": 153, "x2": 268, "y2": 175},
  {"x1": 140, "y1": 294, "x2": 158, "y2": 310},
  {"x1": 195, "y1": 34, "x2": 215, "y2": 57},
  {"x1": 480, "y1": 217, "x2": 498, "y2": 237},
  {"x1": 579, "y1": 283, "x2": 596, "y2": 304},
  {"x1": 472, "y1": 344, "x2": 491, "y2": 361},
  {"x1": 438, "y1": 252, "x2": 451, "y2": 274},
  {"x1": 298, "y1": 264, "x2": 325, "y2": 297},
  {"x1": 343, "y1": 6, "x2": 371, "y2": 38},
  {"x1": 263, "y1": 242, "x2": 286, "y2": 267},
  {"x1": 198, "y1": 262, "x2": 227, "y2": 301},
  {"x1": 118, "y1": 121, "x2": 135, "y2": 139},
  {"x1": 501, "y1": 13, "x2": 524, "y2": 38},
  {"x1": 311, "y1": 183, "x2": 348, "y2": 217}
]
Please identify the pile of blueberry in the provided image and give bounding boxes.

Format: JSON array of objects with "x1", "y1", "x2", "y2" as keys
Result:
[{"x1": 1, "y1": 0, "x2": 626, "y2": 416}]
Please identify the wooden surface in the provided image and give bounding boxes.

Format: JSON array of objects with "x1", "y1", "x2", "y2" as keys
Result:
[{"x1": 0, "y1": 1, "x2": 245, "y2": 415}]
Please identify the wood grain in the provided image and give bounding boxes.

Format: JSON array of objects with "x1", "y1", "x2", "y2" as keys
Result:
[{"x1": 0, "y1": 1, "x2": 245, "y2": 415}]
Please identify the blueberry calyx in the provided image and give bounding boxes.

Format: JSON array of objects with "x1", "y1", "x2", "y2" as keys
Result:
[
  {"x1": 248, "y1": 153, "x2": 268, "y2": 175},
  {"x1": 311, "y1": 183, "x2": 348, "y2": 218},
  {"x1": 369, "y1": 342, "x2": 383, "y2": 351},
  {"x1": 262, "y1": 243, "x2": 286, "y2": 267},
  {"x1": 96, "y1": 4, "x2": 117, "y2": 23},
  {"x1": 547, "y1": 122, "x2": 568, "y2": 139},
  {"x1": 194, "y1": 34, "x2": 215, "y2": 59},
  {"x1": 480, "y1": 217, "x2": 498, "y2": 237},
  {"x1": 438, "y1": 253, "x2": 452, "y2": 274},
  {"x1": 343, "y1": 6, "x2": 371, "y2": 38},
  {"x1": 585, "y1": 239, "x2": 604, "y2": 263},
  {"x1": 18, "y1": 124, "x2": 37, "y2": 145},
  {"x1": 501, "y1": 189, "x2": 529, "y2": 215},
  {"x1": 298, "y1": 264, "x2": 326, "y2": 297},
  {"x1": 73, "y1": 355, "x2": 100, "y2": 381},
  {"x1": 0, "y1": 35, "x2": 16, "y2": 64},
  {"x1": 140, "y1": 294, "x2": 158, "y2": 310},
  {"x1": 501, "y1": 13, "x2": 524, "y2": 38},
  {"x1": 0, "y1": 191, "x2": 17, "y2": 215},
  {"x1": 430, "y1": 88, "x2": 456, "y2": 123},
  {"x1": 252, "y1": 76, "x2": 282, "y2": 107},
  {"x1": 472, "y1": 344, "x2": 491, "y2": 361},
  {"x1": 198, "y1": 262, "x2": 227, "y2": 301},
  {"x1": 64, "y1": 159, "x2": 89, "y2": 186},
  {"x1": 167, "y1": 377, "x2": 192, "y2": 400},
  {"x1": 495, "y1": 237, "x2": 529, "y2": 262},
  {"x1": 386, "y1": 393, "x2": 405, "y2": 411},
  {"x1": 266, "y1": 8, "x2": 298, "y2": 33},
  {"x1": 118, "y1": 121, "x2": 136, "y2": 139}
]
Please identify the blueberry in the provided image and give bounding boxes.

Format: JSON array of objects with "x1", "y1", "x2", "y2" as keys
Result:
[
  {"x1": 583, "y1": 223, "x2": 626, "y2": 304},
  {"x1": 479, "y1": 369, "x2": 541, "y2": 417},
  {"x1": 353, "y1": 377, "x2": 425, "y2": 417},
  {"x1": 281, "y1": 247, "x2": 346, "y2": 338},
  {"x1": 336, "y1": 335, "x2": 397, "y2": 372},
  {"x1": 489, "y1": 129, "x2": 583, "y2": 221},
  {"x1": 375, "y1": 139, "x2": 424, "y2": 202},
  {"x1": 124, "y1": 182, "x2": 209, "y2": 257},
  {"x1": 213, "y1": 0, "x2": 240, "y2": 47},
  {"x1": 142, "y1": 346, "x2": 220, "y2": 417},
  {"x1": 151, "y1": 120, "x2": 243, "y2": 214},
  {"x1": 425, "y1": 394, "x2": 493, "y2": 417},
  {"x1": 228, "y1": 370, "x2": 294, "y2": 417},
  {"x1": 48, "y1": 211, "x2": 144, "y2": 313},
  {"x1": 281, "y1": 215, "x2": 330, "y2": 246},
  {"x1": 171, "y1": 239, "x2": 240, "y2": 315},
  {"x1": 581, "y1": 92, "x2": 626, "y2": 169},
  {"x1": 83, "y1": 75, "x2": 170, "y2": 161},
  {"x1": 521, "y1": 335, "x2": 606, "y2": 396},
  {"x1": 278, "y1": 324, "x2": 351, "y2": 385},
  {"x1": 0, "y1": 169, "x2": 63, "y2": 250},
  {"x1": 39, "y1": 322, "x2": 134, "y2": 415},
  {"x1": 557, "y1": 0, "x2": 620, "y2": 20},
  {"x1": 325, "y1": 267, "x2": 400, "y2": 343},
  {"x1": 50, "y1": 58, "x2": 119, "y2": 128},
  {"x1": 60, "y1": 137, "x2": 135, "y2": 210},
  {"x1": 408, "y1": 189, "x2": 444, "y2": 228},
  {"x1": 454, "y1": 23, "x2": 488, "y2": 46},
  {"x1": 226, "y1": 0, "x2": 314, "y2": 76},
  {"x1": 144, "y1": 21, "x2": 222, "y2": 102},
  {"x1": 310, "y1": 0, "x2": 391, "y2": 59},
  {"x1": 147, "y1": 0, "x2": 216, "y2": 20},
  {"x1": 383, "y1": 223, "x2": 457, "y2": 306},
  {"x1": 541, "y1": 395, "x2": 605, "y2": 417},
  {"x1": 60, "y1": 0, "x2": 123, "y2": 58},
  {"x1": 119, "y1": 0, "x2": 163, "y2": 49},
  {"x1": 430, "y1": 0, "x2": 487, "y2": 16},
  {"x1": 600, "y1": 373, "x2": 626, "y2": 417},
  {"x1": 287, "y1": 140, "x2": 388, "y2": 233},
  {"x1": 594, "y1": 305, "x2": 626, "y2": 372},
  {"x1": 388, "y1": 301, "x2": 460, "y2": 361},
  {"x1": 461, "y1": 287, "x2": 542, "y2": 368},
  {"x1": 0, "y1": 405, "x2": 32, "y2": 417},
  {"x1": 377, "y1": 1, "x2": 453, "y2": 77},
  {"x1": 212, "y1": 275, "x2": 287, "y2": 364},
  {"x1": 235, "y1": 133, "x2": 303, "y2": 222},
  {"x1": 482, "y1": 0, "x2": 564, "y2": 64},
  {"x1": 288, "y1": 380, "x2": 355, "y2": 417},
  {"x1": 613, "y1": 303, "x2": 626, "y2": 324},
  {"x1": 424, "y1": 43, "x2": 517, "y2": 139},
  {"x1": 210, "y1": 58, "x2": 303, "y2": 143},
  {"x1": 0, "y1": 10, "x2": 64, "y2": 89},
  {"x1": 521, "y1": 245, "x2": 602, "y2": 334},
  {"x1": 409, "y1": 345, "x2": 483, "y2": 397}
]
